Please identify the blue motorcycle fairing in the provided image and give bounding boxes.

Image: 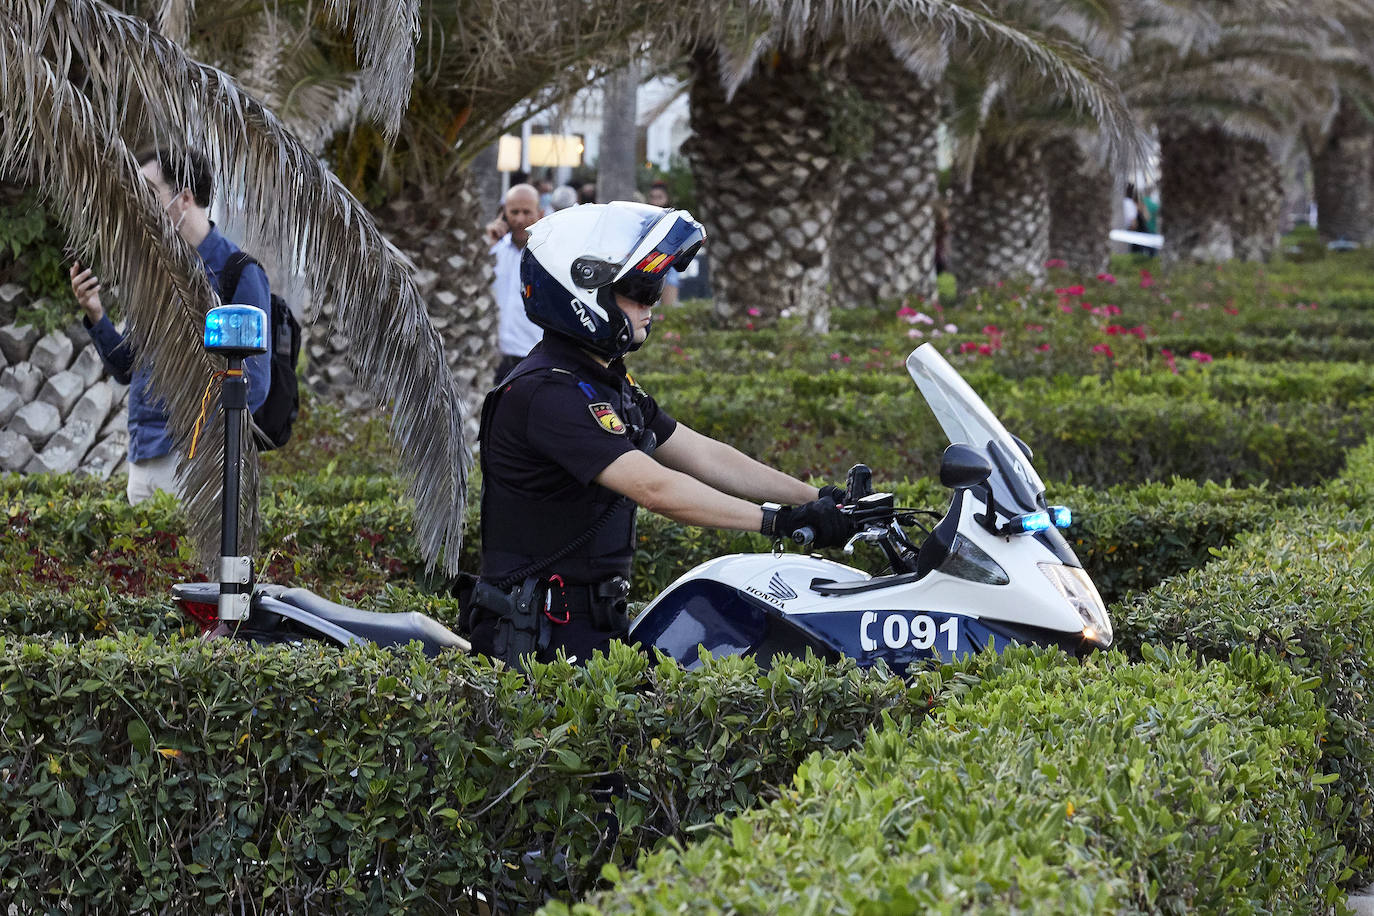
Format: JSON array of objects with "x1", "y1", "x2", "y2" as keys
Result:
[{"x1": 630, "y1": 579, "x2": 838, "y2": 670}]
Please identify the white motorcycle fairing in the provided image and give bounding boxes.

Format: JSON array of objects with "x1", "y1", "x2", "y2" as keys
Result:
[{"x1": 628, "y1": 344, "x2": 1113, "y2": 673}]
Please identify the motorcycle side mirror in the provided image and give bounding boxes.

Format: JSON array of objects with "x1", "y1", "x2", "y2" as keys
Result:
[{"x1": 940, "y1": 443, "x2": 993, "y2": 490}]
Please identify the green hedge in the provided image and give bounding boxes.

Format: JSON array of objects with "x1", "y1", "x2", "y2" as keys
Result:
[
  {"x1": 1112, "y1": 439, "x2": 1374, "y2": 883},
  {"x1": 645, "y1": 367, "x2": 1374, "y2": 486},
  {"x1": 4, "y1": 470, "x2": 1297, "y2": 623},
  {"x1": 552, "y1": 645, "x2": 1345, "y2": 914},
  {"x1": 0, "y1": 637, "x2": 947, "y2": 912}
]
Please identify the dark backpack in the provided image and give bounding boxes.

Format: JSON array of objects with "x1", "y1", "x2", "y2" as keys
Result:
[{"x1": 219, "y1": 252, "x2": 301, "y2": 450}]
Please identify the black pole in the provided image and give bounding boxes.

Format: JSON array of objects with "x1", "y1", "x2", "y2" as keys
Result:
[{"x1": 219, "y1": 357, "x2": 249, "y2": 620}]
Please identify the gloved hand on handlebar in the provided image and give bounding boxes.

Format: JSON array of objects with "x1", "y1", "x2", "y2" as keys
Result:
[
  {"x1": 771, "y1": 496, "x2": 857, "y2": 549},
  {"x1": 817, "y1": 484, "x2": 848, "y2": 505}
]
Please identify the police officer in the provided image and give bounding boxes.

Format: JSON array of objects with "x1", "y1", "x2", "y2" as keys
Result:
[{"x1": 467, "y1": 202, "x2": 854, "y2": 667}]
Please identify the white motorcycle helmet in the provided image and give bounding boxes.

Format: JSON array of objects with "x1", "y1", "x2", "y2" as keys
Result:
[{"x1": 520, "y1": 202, "x2": 705, "y2": 360}]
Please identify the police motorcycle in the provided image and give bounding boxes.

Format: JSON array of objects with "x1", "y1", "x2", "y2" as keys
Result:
[
  {"x1": 628, "y1": 343, "x2": 1113, "y2": 674},
  {"x1": 174, "y1": 281, "x2": 1108, "y2": 673}
]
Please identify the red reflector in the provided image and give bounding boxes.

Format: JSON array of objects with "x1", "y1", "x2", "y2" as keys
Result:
[{"x1": 176, "y1": 599, "x2": 220, "y2": 635}]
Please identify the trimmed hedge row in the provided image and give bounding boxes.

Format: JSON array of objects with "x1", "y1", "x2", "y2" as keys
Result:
[
  {"x1": 645, "y1": 367, "x2": 1374, "y2": 486},
  {"x1": 0, "y1": 637, "x2": 949, "y2": 912},
  {"x1": 1112, "y1": 440, "x2": 1374, "y2": 884},
  {"x1": 3, "y1": 471, "x2": 1301, "y2": 619},
  {"x1": 551, "y1": 645, "x2": 1345, "y2": 914}
]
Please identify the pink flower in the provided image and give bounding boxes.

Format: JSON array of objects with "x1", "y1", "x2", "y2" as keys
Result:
[
  {"x1": 907, "y1": 328, "x2": 924, "y2": 339},
  {"x1": 1025, "y1": 323, "x2": 1045, "y2": 332},
  {"x1": 1161, "y1": 348, "x2": 1178, "y2": 374},
  {"x1": 1096, "y1": 272, "x2": 1117, "y2": 284},
  {"x1": 896, "y1": 305, "x2": 918, "y2": 318},
  {"x1": 1223, "y1": 307, "x2": 1238, "y2": 316},
  {"x1": 746, "y1": 322, "x2": 755, "y2": 331},
  {"x1": 747, "y1": 307, "x2": 761, "y2": 317},
  {"x1": 977, "y1": 343, "x2": 993, "y2": 356},
  {"x1": 959, "y1": 341, "x2": 980, "y2": 354},
  {"x1": 1104, "y1": 325, "x2": 1125, "y2": 336},
  {"x1": 1045, "y1": 258, "x2": 1068, "y2": 268},
  {"x1": 1128, "y1": 326, "x2": 1147, "y2": 340},
  {"x1": 1139, "y1": 269, "x2": 1155, "y2": 289},
  {"x1": 982, "y1": 324, "x2": 1001, "y2": 336},
  {"x1": 830, "y1": 352, "x2": 842, "y2": 361},
  {"x1": 1190, "y1": 351, "x2": 1213, "y2": 364},
  {"x1": 1092, "y1": 344, "x2": 1114, "y2": 357},
  {"x1": 944, "y1": 323, "x2": 958, "y2": 333},
  {"x1": 1036, "y1": 343, "x2": 1052, "y2": 352},
  {"x1": 1055, "y1": 284, "x2": 1086, "y2": 297},
  {"x1": 1101, "y1": 304, "x2": 1121, "y2": 316}
]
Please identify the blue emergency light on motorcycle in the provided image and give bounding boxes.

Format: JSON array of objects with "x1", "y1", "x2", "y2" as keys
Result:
[
  {"x1": 1000, "y1": 506, "x2": 1072, "y2": 536},
  {"x1": 204, "y1": 304, "x2": 268, "y2": 357}
]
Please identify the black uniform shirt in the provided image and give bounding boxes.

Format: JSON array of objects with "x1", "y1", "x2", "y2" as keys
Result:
[{"x1": 483, "y1": 335, "x2": 677, "y2": 497}]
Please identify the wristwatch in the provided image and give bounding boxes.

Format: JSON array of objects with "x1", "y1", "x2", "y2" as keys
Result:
[{"x1": 760, "y1": 502, "x2": 782, "y2": 536}]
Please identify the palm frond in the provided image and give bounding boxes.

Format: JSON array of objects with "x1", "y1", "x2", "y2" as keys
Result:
[
  {"x1": 0, "y1": 10, "x2": 259, "y2": 567},
  {"x1": 8, "y1": 0, "x2": 470, "y2": 576}
]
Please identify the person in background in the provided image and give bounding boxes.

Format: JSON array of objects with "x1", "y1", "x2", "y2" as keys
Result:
[
  {"x1": 550, "y1": 186, "x2": 578, "y2": 212},
  {"x1": 490, "y1": 184, "x2": 545, "y2": 383},
  {"x1": 70, "y1": 146, "x2": 271, "y2": 505}
]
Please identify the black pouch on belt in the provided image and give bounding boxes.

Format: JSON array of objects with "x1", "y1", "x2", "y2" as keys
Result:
[{"x1": 588, "y1": 576, "x2": 631, "y2": 632}]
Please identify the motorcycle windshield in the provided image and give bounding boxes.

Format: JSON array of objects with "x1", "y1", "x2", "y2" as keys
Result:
[{"x1": 905, "y1": 344, "x2": 1046, "y2": 515}]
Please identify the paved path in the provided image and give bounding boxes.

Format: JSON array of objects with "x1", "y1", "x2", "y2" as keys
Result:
[{"x1": 1351, "y1": 886, "x2": 1374, "y2": 915}]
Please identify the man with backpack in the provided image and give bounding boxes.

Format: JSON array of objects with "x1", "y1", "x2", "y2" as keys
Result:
[{"x1": 69, "y1": 146, "x2": 283, "y2": 504}]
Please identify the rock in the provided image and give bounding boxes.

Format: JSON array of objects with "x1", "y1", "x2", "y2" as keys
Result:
[
  {"x1": 43, "y1": 412, "x2": 101, "y2": 460},
  {"x1": 0, "y1": 387, "x2": 20, "y2": 426},
  {"x1": 64, "y1": 319, "x2": 92, "y2": 352},
  {"x1": 0, "y1": 362, "x2": 43, "y2": 401},
  {"x1": 37, "y1": 370, "x2": 85, "y2": 418},
  {"x1": 71, "y1": 345, "x2": 104, "y2": 387},
  {"x1": 79, "y1": 431, "x2": 127, "y2": 480},
  {"x1": 69, "y1": 380, "x2": 115, "y2": 428},
  {"x1": 412, "y1": 269, "x2": 439, "y2": 296},
  {"x1": 7, "y1": 400, "x2": 61, "y2": 447},
  {"x1": 325, "y1": 364, "x2": 355, "y2": 386},
  {"x1": 0, "y1": 324, "x2": 40, "y2": 364},
  {"x1": 100, "y1": 406, "x2": 127, "y2": 440},
  {"x1": 0, "y1": 429, "x2": 34, "y2": 472},
  {"x1": 29, "y1": 331, "x2": 74, "y2": 376},
  {"x1": 25, "y1": 441, "x2": 80, "y2": 475},
  {"x1": 432, "y1": 291, "x2": 458, "y2": 309},
  {"x1": 0, "y1": 283, "x2": 22, "y2": 307}
]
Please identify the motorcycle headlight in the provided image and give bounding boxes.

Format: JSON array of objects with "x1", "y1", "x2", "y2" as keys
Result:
[
  {"x1": 938, "y1": 534, "x2": 1009, "y2": 585},
  {"x1": 1038, "y1": 563, "x2": 1113, "y2": 648}
]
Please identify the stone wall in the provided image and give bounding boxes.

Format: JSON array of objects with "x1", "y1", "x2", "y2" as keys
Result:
[{"x1": 0, "y1": 287, "x2": 127, "y2": 477}]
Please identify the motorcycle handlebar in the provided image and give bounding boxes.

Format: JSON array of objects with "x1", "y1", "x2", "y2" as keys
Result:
[{"x1": 791, "y1": 526, "x2": 815, "y2": 546}]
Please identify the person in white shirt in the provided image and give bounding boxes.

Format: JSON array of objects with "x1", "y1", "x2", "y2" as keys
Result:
[{"x1": 490, "y1": 184, "x2": 544, "y2": 383}]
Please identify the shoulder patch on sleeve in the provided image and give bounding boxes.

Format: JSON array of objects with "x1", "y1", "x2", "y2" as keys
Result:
[{"x1": 589, "y1": 402, "x2": 626, "y2": 435}]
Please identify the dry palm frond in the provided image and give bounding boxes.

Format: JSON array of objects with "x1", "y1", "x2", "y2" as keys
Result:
[
  {"x1": 0, "y1": 11, "x2": 258, "y2": 563},
  {"x1": 6, "y1": 0, "x2": 470, "y2": 576}
]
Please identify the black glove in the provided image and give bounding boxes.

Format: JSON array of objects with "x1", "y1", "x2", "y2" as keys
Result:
[
  {"x1": 773, "y1": 496, "x2": 856, "y2": 549},
  {"x1": 817, "y1": 484, "x2": 848, "y2": 506}
]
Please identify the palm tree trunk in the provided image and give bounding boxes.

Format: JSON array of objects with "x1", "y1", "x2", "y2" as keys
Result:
[
  {"x1": 1045, "y1": 136, "x2": 1112, "y2": 275},
  {"x1": 1228, "y1": 137, "x2": 1283, "y2": 262},
  {"x1": 949, "y1": 141, "x2": 1049, "y2": 292},
  {"x1": 1159, "y1": 124, "x2": 1236, "y2": 263},
  {"x1": 1312, "y1": 96, "x2": 1374, "y2": 245},
  {"x1": 598, "y1": 59, "x2": 640, "y2": 204},
  {"x1": 831, "y1": 49, "x2": 940, "y2": 307},
  {"x1": 683, "y1": 51, "x2": 844, "y2": 331},
  {"x1": 308, "y1": 171, "x2": 498, "y2": 432}
]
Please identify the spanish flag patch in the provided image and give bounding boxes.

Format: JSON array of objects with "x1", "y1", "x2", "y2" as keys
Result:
[{"x1": 589, "y1": 402, "x2": 626, "y2": 434}]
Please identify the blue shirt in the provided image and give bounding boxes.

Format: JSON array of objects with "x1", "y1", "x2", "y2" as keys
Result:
[{"x1": 87, "y1": 225, "x2": 272, "y2": 462}]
